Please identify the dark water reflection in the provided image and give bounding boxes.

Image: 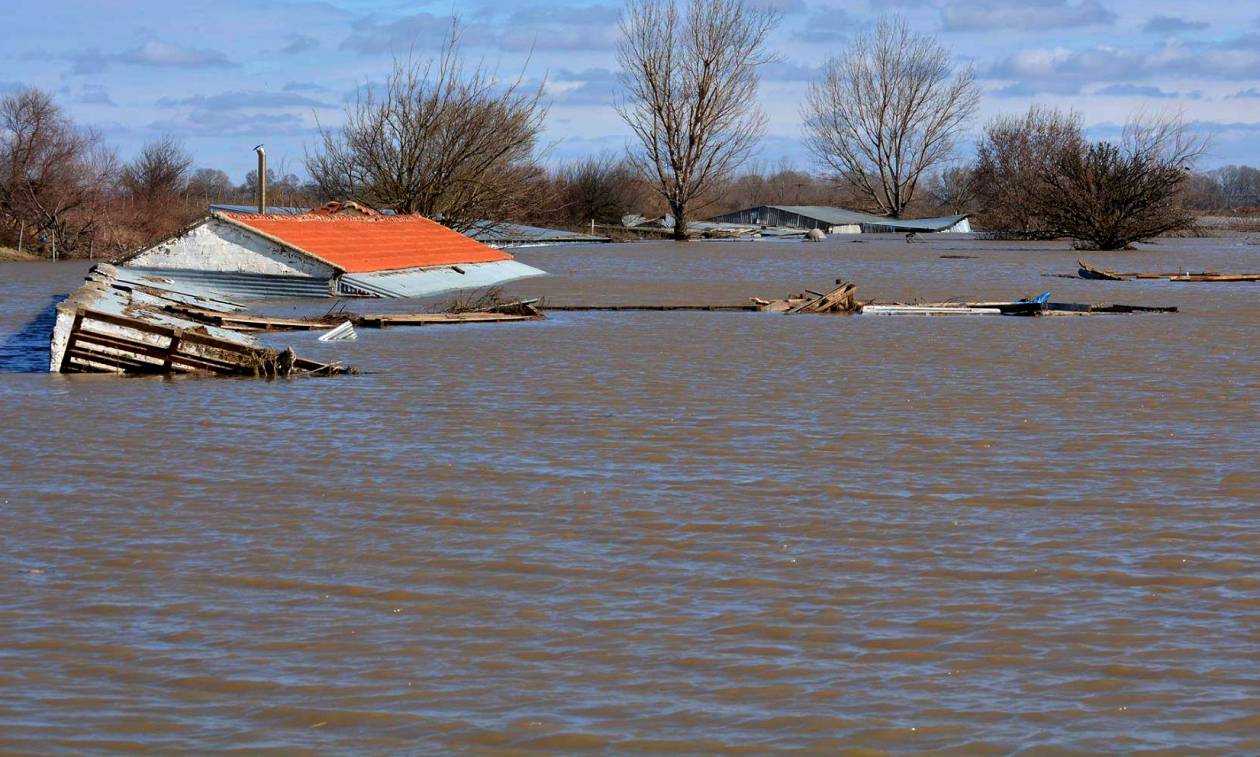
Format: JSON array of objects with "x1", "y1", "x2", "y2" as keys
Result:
[{"x1": 1, "y1": 239, "x2": 1259, "y2": 752}]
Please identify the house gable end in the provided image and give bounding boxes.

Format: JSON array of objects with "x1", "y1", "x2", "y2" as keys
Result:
[{"x1": 122, "y1": 218, "x2": 337, "y2": 279}]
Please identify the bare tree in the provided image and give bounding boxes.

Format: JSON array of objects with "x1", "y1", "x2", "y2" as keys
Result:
[
  {"x1": 1035, "y1": 115, "x2": 1205, "y2": 250},
  {"x1": 121, "y1": 137, "x2": 192, "y2": 203},
  {"x1": 924, "y1": 164, "x2": 977, "y2": 215},
  {"x1": 187, "y1": 168, "x2": 234, "y2": 206},
  {"x1": 617, "y1": 0, "x2": 778, "y2": 240},
  {"x1": 0, "y1": 88, "x2": 115, "y2": 257},
  {"x1": 972, "y1": 106, "x2": 1084, "y2": 238},
  {"x1": 305, "y1": 25, "x2": 547, "y2": 231},
  {"x1": 558, "y1": 154, "x2": 645, "y2": 226},
  {"x1": 802, "y1": 16, "x2": 980, "y2": 218},
  {"x1": 1214, "y1": 164, "x2": 1260, "y2": 208}
]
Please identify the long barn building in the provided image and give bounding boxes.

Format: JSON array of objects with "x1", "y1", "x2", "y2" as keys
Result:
[{"x1": 709, "y1": 205, "x2": 971, "y2": 234}]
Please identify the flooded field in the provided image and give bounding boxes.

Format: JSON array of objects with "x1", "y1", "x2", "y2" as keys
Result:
[{"x1": 2, "y1": 235, "x2": 1259, "y2": 752}]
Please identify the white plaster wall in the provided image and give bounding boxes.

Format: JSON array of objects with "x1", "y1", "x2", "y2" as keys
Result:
[
  {"x1": 125, "y1": 219, "x2": 337, "y2": 278},
  {"x1": 945, "y1": 218, "x2": 973, "y2": 233},
  {"x1": 49, "y1": 307, "x2": 75, "y2": 372}
]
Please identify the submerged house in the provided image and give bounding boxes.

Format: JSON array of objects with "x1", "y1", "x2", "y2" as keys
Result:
[
  {"x1": 119, "y1": 202, "x2": 545, "y2": 299},
  {"x1": 708, "y1": 205, "x2": 971, "y2": 234}
]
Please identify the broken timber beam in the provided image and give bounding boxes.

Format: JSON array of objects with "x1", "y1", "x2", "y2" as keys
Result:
[{"x1": 1078, "y1": 259, "x2": 1260, "y2": 282}]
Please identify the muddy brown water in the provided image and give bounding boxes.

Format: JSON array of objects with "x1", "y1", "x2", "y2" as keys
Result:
[{"x1": 2, "y1": 236, "x2": 1259, "y2": 753}]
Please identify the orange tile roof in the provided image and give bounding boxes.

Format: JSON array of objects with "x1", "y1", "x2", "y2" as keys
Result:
[{"x1": 219, "y1": 211, "x2": 513, "y2": 273}]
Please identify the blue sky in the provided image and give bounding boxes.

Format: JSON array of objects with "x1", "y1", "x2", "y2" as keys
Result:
[{"x1": 4, "y1": 0, "x2": 1259, "y2": 181}]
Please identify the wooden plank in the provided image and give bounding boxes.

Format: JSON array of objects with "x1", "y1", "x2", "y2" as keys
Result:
[
  {"x1": 163, "y1": 331, "x2": 182, "y2": 372},
  {"x1": 1077, "y1": 259, "x2": 1131, "y2": 280},
  {"x1": 80, "y1": 308, "x2": 176, "y2": 338},
  {"x1": 175, "y1": 329, "x2": 262, "y2": 352},
  {"x1": 74, "y1": 326, "x2": 256, "y2": 375},
  {"x1": 368, "y1": 313, "x2": 537, "y2": 325},
  {"x1": 538, "y1": 305, "x2": 759, "y2": 312},
  {"x1": 1079, "y1": 258, "x2": 1260, "y2": 282},
  {"x1": 66, "y1": 347, "x2": 165, "y2": 373},
  {"x1": 1169, "y1": 273, "x2": 1260, "y2": 282},
  {"x1": 73, "y1": 329, "x2": 170, "y2": 361},
  {"x1": 794, "y1": 283, "x2": 857, "y2": 314}
]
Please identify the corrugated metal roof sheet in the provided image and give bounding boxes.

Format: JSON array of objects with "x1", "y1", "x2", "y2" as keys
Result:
[
  {"x1": 218, "y1": 210, "x2": 513, "y2": 273},
  {"x1": 770, "y1": 206, "x2": 887, "y2": 225},
  {"x1": 209, "y1": 204, "x2": 311, "y2": 215},
  {"x1": 123, "y1": 267, "x2": 334, "y2": 299},
  {"x1": 875, "y1": 215, "x2": 970, "y2": 232},
  {"x1": 465, "y1": 221, "x2": 610, "y2": 247},
  {"x1": 339, "y1": 260, "x2": 545, "y2": 298}
]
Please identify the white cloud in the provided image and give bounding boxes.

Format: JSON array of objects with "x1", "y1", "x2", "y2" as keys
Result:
[{"x1": 63, "y1": 41, "x2": 235, "y2": 75}]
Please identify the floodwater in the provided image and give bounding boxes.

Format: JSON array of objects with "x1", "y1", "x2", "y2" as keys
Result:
[{"x1": 2, "y1": 236, "x2": 1259, "y2": 753}]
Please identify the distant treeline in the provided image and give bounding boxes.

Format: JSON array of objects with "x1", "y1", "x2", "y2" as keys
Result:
[{"x1": 1, "y1": 84, "x2": 1255, "y2": 260}]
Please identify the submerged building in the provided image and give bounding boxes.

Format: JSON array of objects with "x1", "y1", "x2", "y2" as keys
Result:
[
  {"x1": 708, "y1": 205, "x2": 971, "y2": 234},
  {"x1": 119, "y1": 202, "x2": 544, "y2": 299}
]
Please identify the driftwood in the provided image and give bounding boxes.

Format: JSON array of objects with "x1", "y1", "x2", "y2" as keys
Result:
[
  {"x1": 1078, "y1": 259, "x2": 1260, "y2": 282},
  {"x1": 165, "y1": 304, "x2": 544, "y2": 332},
  {"x1": 786, "y1": 281, "x2": 859, "y2": 313}
]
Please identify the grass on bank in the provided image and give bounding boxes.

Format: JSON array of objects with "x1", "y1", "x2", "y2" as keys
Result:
[{"x1": 0, "y1": 246, "x2": 40, "y2": 261}]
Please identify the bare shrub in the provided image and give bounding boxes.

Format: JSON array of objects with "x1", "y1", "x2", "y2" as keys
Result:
[
  {"x1": 617, "y1": 0, "x2": 778, "y2": 240},
  {"x1": 187, "y1": 168, "x2": 235, "y2": 207},
  {"x1": 121, "y1": 137, "x2": 192, "y2": 203},
  {"x1": 802, "y1": 16, "x2": 980, "y2": 219},
  {"x1": 557, "y1": 154, "x2": 645, "y2": 226},
  {"x1": 1036, "y1": 116, "x2": 1205, "y2": 250},
  {"x1": 972, "y1": 106, "x2": 1084, "y2": 238},
  {"x1": 923, "y1": 165, "x2": 978, "y2": 216},
  {"x1": 306, "y1": 25, "x2": 546, "y2": 231},
  {"x1": 116, "y1": 137, "x2": 200, "y2": 243}
]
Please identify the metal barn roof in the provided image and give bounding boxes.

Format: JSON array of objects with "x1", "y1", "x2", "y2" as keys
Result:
[
  {"x1": 218, "y1": 207, "x2": 513, "y2": 273},
  {"x1": 710, "y1": 205, "x2": 969, "y2": 233}
]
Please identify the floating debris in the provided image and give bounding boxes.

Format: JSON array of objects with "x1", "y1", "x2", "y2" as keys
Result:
[
  {"x1": 1078, "y1": 259, "x2": 1260, "y2": 282},
  {"x1": 317, "y1": 321, "x2": 358, "y2": 342},
  {"x1": 541, "y1": 281, "x2": 1174, "y2": 318},
  {"x1": 859, "y1": 291, "x2": 1177, "y2": 317},
  {"x1": 758, "y1": 284, "x2": 1173, "y2": 317}
]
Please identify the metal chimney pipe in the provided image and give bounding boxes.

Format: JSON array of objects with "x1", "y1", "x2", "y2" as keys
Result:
[{"x1": 254, "y1": 144, "x2": 267, "y2": 214}]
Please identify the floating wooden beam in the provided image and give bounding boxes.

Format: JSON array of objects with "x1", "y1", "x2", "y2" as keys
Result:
[{"x1": 1078, "y1": 259, "x2": 1260, "y2": 282}]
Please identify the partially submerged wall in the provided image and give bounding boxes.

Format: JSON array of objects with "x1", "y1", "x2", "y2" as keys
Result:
[{"x1": 124, "y1": 218, "x2": 337, "y2": 278}]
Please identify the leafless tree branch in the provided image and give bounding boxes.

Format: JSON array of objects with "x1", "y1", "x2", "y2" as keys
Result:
[
  {"x1": 802, "y1": 16, "x2": 980, "y2": 218},
  {"x1": 305, "y1": 23, "x2": 548, "y2": 231},
  {"x1": 616, "y1": 0, "x2": 778, "y2": 240}
]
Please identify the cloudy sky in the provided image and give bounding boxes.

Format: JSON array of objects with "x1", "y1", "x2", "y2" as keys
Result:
[{"x1": 4, "y1": 0, "x2": 1259, "y2": 181}]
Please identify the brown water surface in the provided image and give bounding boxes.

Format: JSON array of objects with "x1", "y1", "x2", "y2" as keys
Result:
[{"x1": 2, "y1": 236, "x2": 1259, "y2": 752}]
